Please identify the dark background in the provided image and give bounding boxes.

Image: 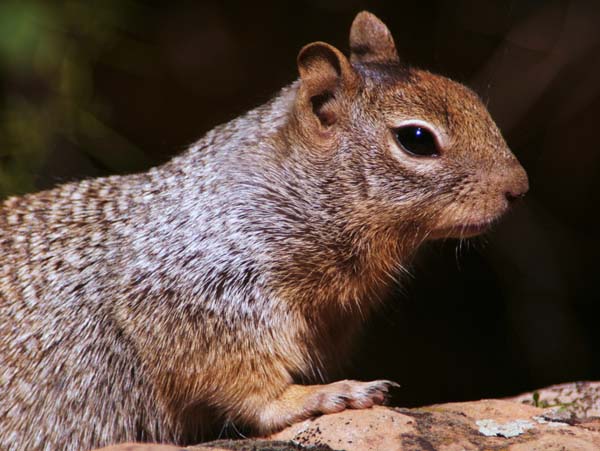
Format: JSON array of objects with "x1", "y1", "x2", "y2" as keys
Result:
[{"x1": 1, "y1": 0, "x2": 599, "y2": 407}]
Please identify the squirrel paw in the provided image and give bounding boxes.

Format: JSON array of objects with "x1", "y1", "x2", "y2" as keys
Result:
[
  {"x1": 303, "y1": 379, "x2": 400, "y2": 414},
  {"x1": 254, "y1": 379, "x2": 399, "y2": 433}
]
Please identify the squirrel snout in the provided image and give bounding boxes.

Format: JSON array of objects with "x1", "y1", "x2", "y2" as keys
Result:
[
  {"x1": 503, "y1": 165, "x2": 529, "y2": 203},
  {"x1": 505, "y1": 188, "x2": 527, "y2": 202}
]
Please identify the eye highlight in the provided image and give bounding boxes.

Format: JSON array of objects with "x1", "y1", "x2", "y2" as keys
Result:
[{"x1": 393, "y1": 126, "x2": 440, "y2": 157}]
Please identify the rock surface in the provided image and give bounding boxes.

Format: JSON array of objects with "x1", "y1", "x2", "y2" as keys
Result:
[
  {"x1": 508, "y1": 381, "x2": 600, "y2": 418},
  {"x1": 270, "y1": 400, "x2": 600, "y2": 450},
  {"x1": 95, "y1": 382, "x2": 600, "y2": 451},
  {"x1": 97, "y1": 441, "x2": 332, "y2": 451}
]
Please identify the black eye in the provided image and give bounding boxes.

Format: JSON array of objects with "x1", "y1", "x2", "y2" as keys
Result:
[{"x1": 393, "y1": 126, "x2": 439, "y2": 157}]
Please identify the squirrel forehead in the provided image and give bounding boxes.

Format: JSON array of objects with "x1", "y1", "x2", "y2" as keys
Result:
[{"x1": 355, "y1": 65, "x2": 496, "y2": 136}]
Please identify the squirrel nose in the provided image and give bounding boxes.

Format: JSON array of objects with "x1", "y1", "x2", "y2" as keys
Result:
[
  {"x1": 505, "y1": 189, "x2": 527, "y2": 202},
  {"x1": 504, "y1": 165, "x2": 529, "y2": 203}
]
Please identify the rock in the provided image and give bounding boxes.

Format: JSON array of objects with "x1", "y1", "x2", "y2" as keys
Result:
[
  {"x1": 508, "y1": 381, "x2": 600, "y2": 418},
  {"x1": 93, "y1": 383, "x2": 600, "y2": 451},
  {"x1": 269, "y1": 400, "x2": 600, "y2": 450},
  {"x1": 189, "y1": 440, "x2": 335, "y2": 450},
  {"x1": 94, "y1": 444, "x2": 187, "y2": 451},
  {"x1": 95, "y1": 440, "x2": 332, "y2": 451}
]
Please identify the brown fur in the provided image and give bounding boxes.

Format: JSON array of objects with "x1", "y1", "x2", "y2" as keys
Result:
[{"x1": 0, "y1": 12, "x2": 528, "y2": 451}]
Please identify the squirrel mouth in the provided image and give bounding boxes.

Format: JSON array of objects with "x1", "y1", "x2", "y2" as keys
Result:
[{"x1": 432, "y1": 220, "x2": 495, "y2": 239}]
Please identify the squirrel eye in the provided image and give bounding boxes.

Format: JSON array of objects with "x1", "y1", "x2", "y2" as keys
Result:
[{"x1": 393, "y1": 126, "x2": 439, "y2": 157}]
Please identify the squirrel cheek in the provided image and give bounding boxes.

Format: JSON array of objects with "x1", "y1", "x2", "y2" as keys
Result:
[{"x1": 427, "y1": 179, "x2": 511, "y2": 239}]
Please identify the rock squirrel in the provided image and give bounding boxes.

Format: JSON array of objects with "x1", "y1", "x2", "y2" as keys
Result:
[{"x1": 0, "y1": 11, "x2": 528, "y2": 451}]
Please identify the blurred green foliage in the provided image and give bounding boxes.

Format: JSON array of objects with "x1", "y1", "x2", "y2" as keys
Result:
[{"x1": 0, "y1": 0, "x2": 147, "y2": 198}]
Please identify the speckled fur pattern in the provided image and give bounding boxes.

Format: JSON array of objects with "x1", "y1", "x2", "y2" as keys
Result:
[{"x1": 0, "y1": 12, "x2": 527, "y2": 451}]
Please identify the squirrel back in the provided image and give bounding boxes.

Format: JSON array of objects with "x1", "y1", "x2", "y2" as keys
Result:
[{"x1": 0, "y1": 11, "x2": 528, "y2": 450}]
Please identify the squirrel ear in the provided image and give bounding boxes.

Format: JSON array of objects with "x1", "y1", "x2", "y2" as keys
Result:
[
  {"x1": 349, "y1": 11, "x2": 399, "y2": 64},
  {"x1": 297, "y1": 41, "x2": 358, "y2": 127}
]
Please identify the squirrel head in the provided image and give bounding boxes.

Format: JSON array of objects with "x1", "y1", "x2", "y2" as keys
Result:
[{"x1": 290, "y1": 11, "x2": 528, "y2": 240}]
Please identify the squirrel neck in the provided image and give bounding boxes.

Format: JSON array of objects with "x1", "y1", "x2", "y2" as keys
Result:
[{"x1": 149, "y1": 83, "x2": 421, "y2": 318}]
